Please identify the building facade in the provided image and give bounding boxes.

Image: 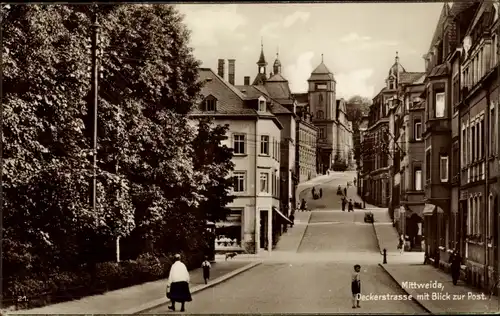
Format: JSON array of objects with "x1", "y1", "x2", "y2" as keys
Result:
[
  {"x1": 307, "y1": 58, "x2": 354, "y2": 174},
  {"x1": 294, "y1": 93, "x2": 318, "y2": 182},
  {"x1": 238, "y1": 47, "x2": 298, "y2": 216},
  {"x1": 421, "y1": 0, "x2": 499, "y2": 292},
  {"x1": 456, "y1": 0, "x2": 499, "y2": 291},
  {"x1": 191, "y1": 68, "x2": 292, "y2": 254},
  {"x1": 395, "y1": 74, "x2": 426, "y2": 251}
]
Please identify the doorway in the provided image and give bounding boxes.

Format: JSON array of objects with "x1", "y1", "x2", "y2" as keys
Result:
[{"x1": 260, "y1": 210, "x2": 268, "y2": 249}]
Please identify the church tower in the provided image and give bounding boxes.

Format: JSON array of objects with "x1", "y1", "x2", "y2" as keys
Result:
[
  {"x1": 253, "y1": 39, "x2": 268, "y2": 85},
  {"x1": 307, "y1": 54, "x2": 337, "y2": 173},
  {"x1": 308, "y1": 54, "x2": 336, "y2": 121}
]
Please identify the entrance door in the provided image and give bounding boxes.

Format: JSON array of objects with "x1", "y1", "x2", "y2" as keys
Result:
[{"x1": 260, "y1": 211, "x2": 268, "y2": 249}]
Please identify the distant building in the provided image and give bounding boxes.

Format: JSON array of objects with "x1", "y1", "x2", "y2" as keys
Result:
[
  {"x1": 298, "y1": 57, "x2": 354, "y2": 174},
  {"x1": 190, "y1": 67, "x2": 292, "y2": 254},
  {"x1": 294, "y1": 93, "x2": 318, "y2": 183}
]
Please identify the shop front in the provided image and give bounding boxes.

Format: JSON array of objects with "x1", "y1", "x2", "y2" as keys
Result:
[{"x1": 215, "y1": 208, "x2": 243, "y2": 253}]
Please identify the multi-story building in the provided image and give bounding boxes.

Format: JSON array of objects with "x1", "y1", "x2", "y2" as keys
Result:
[
  {"x1": 357, "y1": 114, "x2": 369, "y2": 197},
  {"x1": 306, "y1": 57, "x2": 354, "y2": 174},
  {"x1": 191, "y1": 67, "x2": 292, "y2": 254},
  {"x1": 394, "y1": 73, "x2": 426, "y2": 251},
  {"x1": 236, "y1": 47, "x2": 298, "y2": 216},
  {"x1": 294, "y1": 92, "x2": 318, "y2": 183},
  {"x1": 420, "y1": 1, "x2": 500, "y2": 293},
  {"x1": 363, "y1": 88, "x2": 391, "y2": 208},
  {"x1": 456, "y1": 0, "x2": 498, "y2": 291}
]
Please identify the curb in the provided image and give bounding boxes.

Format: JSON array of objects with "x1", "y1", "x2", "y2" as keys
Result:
[
  {"x1": 122, "y1": 261, "x2": 262, "y2": 314},
  {"x1": 378, "y1": 263, "x2": 432, "y2": 314},
  {"x1": 371, "y1": 222, "x2": 383, "y2": 255},
  {"x1": 295, "y1": 212, "x2": 312, "y2": 252}
]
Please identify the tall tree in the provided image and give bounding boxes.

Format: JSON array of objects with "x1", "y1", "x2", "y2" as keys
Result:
[
  {"x1": 192, "y1": 118, "x2": 235, "y2": 223},
  {"x1": 346, "y1": 95, "x2": 372, "y2": 167}
]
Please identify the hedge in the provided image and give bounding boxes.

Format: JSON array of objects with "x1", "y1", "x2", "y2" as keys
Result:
[{"x1": 6, "y1": 252, "x2": 204, "y2": 310}]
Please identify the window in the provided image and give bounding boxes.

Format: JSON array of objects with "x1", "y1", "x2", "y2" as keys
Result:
[
  {"x1": 467, "y1": 198, "x2": 472, "y2": 235},
  {"x1": 233, "y1": 134, "x2": 246, "y2": 154},
  {"x1": 319, "y1": 94, "x2": 323, "y2": 104},
  {"x1": 315, "y1": 83, "x2": 327, "y2": 90},
  {"x1": 471, "y1": 123, "x2": 476, "y2": 162},
  {"x1": 488, "y1": 194, "x2": 493, "y2": 239},
  {"x1": 493, "y1": 35, "x2": 498, "y2": 68},
  {"x1": 259, "y1": 100, "x2": 266, "y2": 112},
  {"x1": 389, "y1": 80, "x2": 395, "y2": 90},
  {"x1": 479, "y1": 117, "x2": 484, "y2": 158},
  {"x1": 317, "y1": 110, "x2": 324, "y2": 119},
  {"x1": 426, "y1": 150, "x2": 431, "y2": 183},
  {"x1": 260, "y1": 172, "x2": 269, "y2": 193},
  {"x1": 233, "y1": 171, "x2": 246, "y2": 192},
  {"x1": 260, "y1": 135, "x2": 269, "y2": 155},
  {"x1": 491, "y1": 106, "x2": 496, "y2": 156},
  {"x1": 414, "y1": 121, "x2": 422, "y2": 140},
  {"x1": 205, "y1": 99, "x2": 216, "y2": 111},
  {"x1": 435, "y1": 92, "x2": 445, "y2": 118},
  {"x1": 414, "y1": 168, "x2": 422, "y2": 191},
  {"x1": 440, "y1": 155, "x2": 449, "y2": 182},
  {"x1": 462, "y1": 125, "x2": 467, "y2": 167},
  {"x1": 319, "y1": 127, "x2": 326, "y2": 139}
]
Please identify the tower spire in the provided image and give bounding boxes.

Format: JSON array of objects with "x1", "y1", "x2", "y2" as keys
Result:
[
  {"x1": 321, "y1": 53, "x2": 324, "y2": 63},
  {"x1": 395, "y1": 51, "x2": 399, "y2": 63}
]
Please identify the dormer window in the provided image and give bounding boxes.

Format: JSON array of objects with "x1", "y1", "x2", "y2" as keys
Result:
[
  {"x1": 204, "y1": 95, "x2": 217, "y2": 111},
  {"x1": 389, "y1": 81, "x2": 395, "y2": 90},
  {"x1": 259, "y1": 100, "x2": 266, "y2": 112}
]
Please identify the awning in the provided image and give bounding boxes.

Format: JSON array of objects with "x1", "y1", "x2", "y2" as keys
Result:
[
  {"x1": 273, "y1": 207, "x2": 292, "y2": 224},
  {"x1": 423, "y1": 204, "x2": 435, "y2": 216},
  {"x1": 423, "y1": 204, "x2": 444, "y2": 216}
]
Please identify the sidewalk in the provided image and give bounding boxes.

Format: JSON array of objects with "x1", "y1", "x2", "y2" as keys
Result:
[
  {"x1": 274, "y1": 211, "x2": 312, "y2": 253},
  {"x1": 8, "y1": 261, "x2": 260, "y2": 315},
  {"x1": 380, "y1": 263, "x2": 500, "y2": 314},
  {"x1": 370, "y1": 207, "x2": 424, "y2": 264}
]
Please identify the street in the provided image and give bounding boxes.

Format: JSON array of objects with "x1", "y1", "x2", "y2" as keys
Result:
[{"x1": 145, "y1": 172, "x2": 427, "y2": 314}]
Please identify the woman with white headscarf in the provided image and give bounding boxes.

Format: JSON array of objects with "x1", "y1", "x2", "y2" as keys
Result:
[{"x1": 166, "y1": 254, "x2": 192, "y2": 312}]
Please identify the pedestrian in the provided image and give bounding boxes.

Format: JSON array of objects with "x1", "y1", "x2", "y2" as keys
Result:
[
  {"x1": 348, "y1": 199, "x2": 354, "y2": 212},
  {"x1": 449, "y1": 250, "x2": 462, "y2": 285},
  {"x1": 166, "y1": 254, "x2": 192, "y2": 312},
  {"x1": 344, "y1": 187, "x2": 347, "y2": 196},
  {"x1": 300, "y1": 198, "x2": 307, "y2": 212},
  {"x1": 202, "y1": 256, "x2": 211, "y2": 284},
  {"x1": 397, "y1": 234, "x2": 405, "y2": 254},
  {"x1": 289, "y1": 212, "x2": 295, "y2": 228},
  {"x1": 319, "y1": 188, "x2": 323, "y2": 198},
  {"x1": 341, "y1": 197, "x2": 346, "y2": 212},
  {"x1": 351, "y1": 264, "x2": 361, "y2": 308}
]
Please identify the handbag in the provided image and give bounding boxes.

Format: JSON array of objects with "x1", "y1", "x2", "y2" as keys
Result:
[{"x1": 166, "y1": 280, "x2": 171, "y2": 298}]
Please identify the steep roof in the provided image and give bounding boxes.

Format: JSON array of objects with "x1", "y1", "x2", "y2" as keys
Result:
[
  {"x1": 194, "y1": 68, "x2": 255, "y2": 115},
  {"x1": 308, "y1": 62, "x2": 335, "y2": 81},
  {"x1": 267, "y1": 73, "x2": 288, "y2": 82},
  {"x1": 400, "y1": 72, "x2": 426, "y2": 85},
  {"x1": 236, "y1": 85, "x2": 292, "y2": 115},
  {"x1": 429, "y1": 3, "x2": 451, "y2": 52},
  {"x1": 427, "y1": 64, "x2": 449, "y2": 78}
]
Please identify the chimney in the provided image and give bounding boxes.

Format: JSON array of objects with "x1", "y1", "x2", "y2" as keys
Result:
[
  {"x1": 244, "y1": 76, "x2": 250, "y2": 86},
  {"x1": 217, "y1": 59, "x2": 225, "y2": 79},
  {"x1": 228, "y1": 59, "x2": 235, "y2": 85}
]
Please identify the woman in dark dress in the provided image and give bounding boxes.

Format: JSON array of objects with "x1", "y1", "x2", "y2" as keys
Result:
[
  {"x1": 166, "y1": 254, "x2": 192, "y2": 312},
  {"x1": 449, "y1": 250, "x2": 462, "y2": 285}
]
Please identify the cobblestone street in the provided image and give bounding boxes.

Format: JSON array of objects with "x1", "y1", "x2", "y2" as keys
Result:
[{"x1": 145, "y1": 173, "x2": 427, "y2": 314}]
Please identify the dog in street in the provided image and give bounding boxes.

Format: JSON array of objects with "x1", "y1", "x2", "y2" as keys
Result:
[{"x1": 225, "y1": 252, "x2": 237, "y2": 260}]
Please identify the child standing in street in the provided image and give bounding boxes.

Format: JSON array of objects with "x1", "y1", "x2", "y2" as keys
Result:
[
  {"x1": 351, "y1": 264, "x2": 361, "y2": 308},
  {"x1": 202, "y1": 256, "x2": 211, "y2": 284}
]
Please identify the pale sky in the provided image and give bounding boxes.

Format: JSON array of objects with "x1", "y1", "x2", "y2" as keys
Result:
[{"x1": 176, "y1": 3, "x2": 443, "y2": 99}]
